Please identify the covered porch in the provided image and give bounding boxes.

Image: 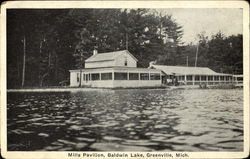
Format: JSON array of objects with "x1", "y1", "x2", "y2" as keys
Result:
[
  {"x1": 69, "y1": 67, "x2": 162, "y2": 88},
  {"x1": 175, "y1": 74, "x2": 233, "y2": 86}
]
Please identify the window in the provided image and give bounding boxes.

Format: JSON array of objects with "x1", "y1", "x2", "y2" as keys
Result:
[
  {"x1": 101, "y1": 73, "x2": 112, "y2": 80},
  {"x1": 129, "y1": 73, "x2": 139, "y2": 80},
  {"x1": 86, "y1": 74, "x2": 89, "y2": 81},
  {"x1": 214, "y1": 76, "x2": 219, "y2": 81},
  {"x1": 195, "y1": 75, "x2": 200, "y2": 81},
  {"x1": 237, "y1": 77, "x2": 243, "y2": 81},
  {"x1": 77, "y1": 73, "x2": 79, "y2": 82},
  {"x1": 208, "y1": 76, "x2": 213, "y2": 81},
  {"x1": 177, "y1": 76, "x2": 183, "y2": 80},
  {"x1": 201, "y1": 76, "x2": 206, "y2": 81},
  {"x1": 220, "y1": 76, "x2": 225, "y2": 81},
  {"x1": 114, "y1": 72, "x2": 128, "y2": 80},
  {"x1": 166, "y1": 75, "x2": 172, "y2": 79},
  {"x1": 124, "y1": 58, "x2": 128, "y2": 66},
  {"x1": 91, "y1": 73, "x2": 100, "y2": 81},
  {"x1": 187, "y1": 75, "x2": 192, "y2": 81},
  {"x1": 225, "y1": 76, "x2": 229, "y2": 81},
  {"x1": 150, "y1": 73, "x2": 160, "y2": 80},
  {"x1": 140, "y1": 73, "x2": 149, "y2": 80},
  {"x1": 82, "y1": 74, "x2": 85, "y2": 81}
]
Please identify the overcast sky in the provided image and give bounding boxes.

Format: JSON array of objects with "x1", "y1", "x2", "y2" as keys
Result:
[{"x1": 157, "y1": 8, "x2": 243, "y2": 44}]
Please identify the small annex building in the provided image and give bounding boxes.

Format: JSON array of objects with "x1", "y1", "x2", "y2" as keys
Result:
[
  {"x1": 150, "y1": 64, "x2": 233, "y2": 85},
  {"x1": 69, "y1": 50, "x2": 162, "y2": 88}
]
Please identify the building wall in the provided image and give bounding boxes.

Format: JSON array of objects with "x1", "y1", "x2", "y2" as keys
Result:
[
  {"x1": 70, "y1": 71, "x2": 79, "y2": 87},
  {"x1": 113, "y1": 80, "x2": 161, "y2": 88},
  {"x1": 85, "y1": 60, "x2": 115, "y2": 68},
  {"x1": 86, "y1": 80, "x2": 161, "y2": 88},
  {"x1": 70, "y1": 68, "x2": 162, "y2": 88},
  {"x1": 114, "y1": 54, "x2": 137, "y2": 67},
  {"x1": 90, "y1": 80, "x2": 114, "y2": 88},
  {"x1": 85, "y1": 52, "x2": 137, "y2": 68},
  {"x1": 78, "y1": 80, "x2": 161, "y2": 88}
]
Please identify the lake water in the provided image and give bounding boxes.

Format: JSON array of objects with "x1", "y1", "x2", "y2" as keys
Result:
[{"x1": 7, "y1": 89, "x2": 243, "y2": 151}]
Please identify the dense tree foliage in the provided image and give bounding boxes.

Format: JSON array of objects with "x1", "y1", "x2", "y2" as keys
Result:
[{"x1": 7, "y1": 9, "x2": 243, "y2": 88}]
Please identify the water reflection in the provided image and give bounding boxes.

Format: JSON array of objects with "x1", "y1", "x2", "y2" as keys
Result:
[{"x1": 7, "y1": 89, "x2": 243, "y2": 151}]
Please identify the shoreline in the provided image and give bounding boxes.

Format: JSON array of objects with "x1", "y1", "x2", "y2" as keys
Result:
[
  {"x1": 7, "y1": 87, "x2": 105, "y2": 92},
  {"x1": 7, "y1": 85, "x2": 243, "y2": 92},
  {"x1": 7, "y1": 86, "x2": 191, "y2": 92}
]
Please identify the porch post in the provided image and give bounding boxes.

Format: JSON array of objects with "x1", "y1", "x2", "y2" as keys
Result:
[
  {"x1": 184, "y1": 75, "x2": 187, "y2": 85},
  {"x1": 206, "y1": 76, "x2": 208, "y2": 85},
  {"x1": 192, "y1": 75, "x2": 195, "y2": 85},
  {"x1": 82, "y1": 73, "x2": 84, "y2": 85},
  {"x1": 160, "y1": 73, "x2": 162, "y2": 84},
  {"x1": 112, "y1": 70, "x2": 114, "y2": 88}
]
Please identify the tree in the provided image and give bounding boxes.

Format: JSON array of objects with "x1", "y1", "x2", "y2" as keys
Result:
[
  {"x1": 9, "y1": 9, "x2": 242, "y2": 88},
  {"x1": 195, "y1": 32, "x2": 209, "y2": 67},
  {"x1": 180, "y1": 31, "x2": 243, "y2": 74},
  {"x1": 154, "y1": 14, "x2": 184, "y2": 66},
  {"x1": 7, "y1": 9, "x2": 76, "y2": 88}
]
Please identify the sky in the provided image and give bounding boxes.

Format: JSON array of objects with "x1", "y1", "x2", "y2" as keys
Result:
[{"x1": 157, "y1": 8, "x2": 243, "y2": 44}]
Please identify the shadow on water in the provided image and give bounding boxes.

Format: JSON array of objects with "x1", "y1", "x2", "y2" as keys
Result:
[{"x1": 7, "y1": 89, "x2": 243, "y2": 151}]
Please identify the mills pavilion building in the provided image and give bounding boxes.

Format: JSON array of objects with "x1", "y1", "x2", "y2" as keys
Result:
[
  {"x1": 70, "y1": 50, "x2": 239, "y2": 88},
  {"x1": 69, "y1": 50, "x2": 162, "y2": 88},
  {"x1": 150, "y1": 64, "x2": 234, "y2": 86}
]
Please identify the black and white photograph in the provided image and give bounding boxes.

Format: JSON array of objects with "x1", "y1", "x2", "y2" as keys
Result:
[{"x1": 1, "y1": 1, "x2": 249, "y2": 159}]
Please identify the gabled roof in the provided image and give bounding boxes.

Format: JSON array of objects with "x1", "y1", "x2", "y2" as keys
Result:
[
  {"x1": 85, "y1": 50, "x2": 138, "y2": 62},
  {"x1": 69, "y1": 66, "x2": 161, "y2": 72},
  {"x1": 151, "y1": 64, "x2": 231, "y2": 76}
]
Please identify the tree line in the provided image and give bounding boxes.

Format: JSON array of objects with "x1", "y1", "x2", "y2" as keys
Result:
[{"x1": 7, "y1": 9, "x2": 242, "y2": 88}]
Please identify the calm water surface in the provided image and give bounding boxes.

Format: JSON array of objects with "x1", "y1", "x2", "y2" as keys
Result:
[{"x1": 7, "y1": 89, "x2": 243, "y2": 151}]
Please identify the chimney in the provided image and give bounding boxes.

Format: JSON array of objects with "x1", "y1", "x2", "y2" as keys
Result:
[
  {"x1": 93, "y1": 49, "x2": 98, "y2": 55},
  {"x1": 149, "y1": 61, "x2": 156, "y2": 68}
]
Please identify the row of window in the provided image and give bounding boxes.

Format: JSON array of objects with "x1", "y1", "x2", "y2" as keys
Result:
[
  {"x1": 186, "y1": 81, "x2": 233, "y2": 85},
  {"x1": 233, "y1": 77, "x2": 243, "y2": 81},
  {"x1": 177, "y1": 75, "x2": 232, "y2": 81},
  {"x1": 77, "y1": 72, "x2": 160, "y2": 82}
]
